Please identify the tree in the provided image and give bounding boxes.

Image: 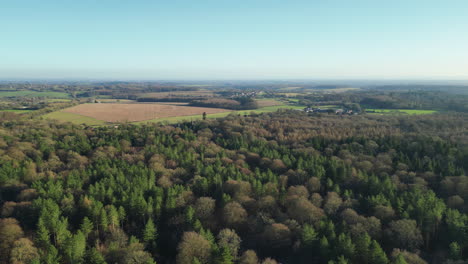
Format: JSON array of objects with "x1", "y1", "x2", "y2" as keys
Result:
[
  {"x1": 335, "y1": 233, "x2": 355, "y2": 259},
  {"x1": 42, "y1": 245, "x2": 61, "y2": 264},
  {"x1": 323, "y1": 192, "x2": 343, "y2": 215},
  {"x1": 85, "y1": 248, "x2": 107, "y2": 264},
  {"x1": 36, "y1": 217, "x2": 51, "y2": 248},
  {"x1": 9, "y1": 238, "x2": 40, "y2": 264},
  {"x1": 354, "y1": 233, "x2": 371, "y2": 264},
  {"x1": 262, "y1": 223, "x2": 292, "y2": 250},
  {"x1": 80, "y1": 217, "x2": 94, "y2": 238},
  {"x1": 216, "y1": 246, "x2": 233, "y2": 264},
  {"x1": 108, "y1": 205, "x2": 120, "y2": 230},
  {"x1": 222, "y1": 202, "x2": 247, "y2": 228},
  {"x1": 99, "y1": 209, "x2": 109, "y2": 233},
  {"x1": 143, "y1": 218, "x2": 157, "y2": 248},
  {"x1": 194, "y1": 197, "x2": 215, "y2": 220},
  {"x1": 391, "y1": 254, "x2": 408, "y2": 264},
  {"x1": 385, "y1": 219, "x2": 423, "y2": 251},
  {"x1": 286, "y1": 197, "x2": 324, "y2": 224},
  {"x1": 177, "y1": 232, "x2": 212, "y2": 264},
  {"x1": 449, "y1": 242, "x2": 461, "y2": 260},
  {"x1": 390, "y1": 249, "x2": 426, "y2": 264},
  {"x1": 0, "y1": 218, "x2": 24, "y2": 263},
  {"x1": 261, "y1": 258, "x2": 278, "y2": 264},
  {"x1": 319, "y1": 236, "x2": 330, "y2": 259},
  {"x1": 239, "y1": 250, "x2": 259, "y2": 264},
  {"x1": 217, "y1": 229, "x2": 241, "y2": 259},
  {"x1": 301, "y1": 224, "x2": 318, "y2": 248},
  {"x1": 121, "y1": 242, "x2": 156, "y2": 264},
  {"x1": 64, "y1": 231, "x2": 86, "y2": 264},
  {"x1": 369, "y1": 240, "x2": 388, "y2": 264}
]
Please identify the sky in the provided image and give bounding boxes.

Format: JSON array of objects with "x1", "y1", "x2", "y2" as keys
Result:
[{"x1": 1, "y1": 0, "x2": 468, "y2": 80}]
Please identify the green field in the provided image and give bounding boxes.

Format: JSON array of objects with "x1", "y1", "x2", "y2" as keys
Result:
[
  {"x1": 366, "y1": 109, "x2": 437, "y2": 115},
  {"x1": 0, "y1": 91, "x2": 70, "y2": 98},
  {"x1": 47, "y1": 98, "x2": 72, "y2": 102},
  {"x1": 0, "y1": 109, "x2": 33, "y2": 113},
  {"x1": 43, "y1": 111, "x2": 106, "y2": 126},
  {"x1": 137, "y1": 104, "x2": 305, "y2": 124}
]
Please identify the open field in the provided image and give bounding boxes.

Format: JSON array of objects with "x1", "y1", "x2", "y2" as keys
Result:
[
  {"x1": 366, "y1": 109, "x2": 437, "y2": 115},
  {"x1": 43, "y1": 111, "x2": 107, "y2": 125},
  {"x1": 97, "y1": 99, "x2": 136, "y2": 103},
  {"x1": 137, "y1": 104, "x2": 305, "y2": 124},
  {"x1": 315, "y1": 105, "x2": 339, "y2": 108},
  {"x1": 180, "y1": 84, "x2": 213, "y2": 87},
  {"x1": 46, "y1": 98, "x2": 72, "y2": 102},
  {"x1": 0, "y1": 109, "x2": 33, "y2": 113},
  {"x1": 61, "y1": 103, "x2": 230, "y2": 122},
  {"x1": 255, "y1": 99, "x2": 283, "y2": 107},
  {"x1": 139, "y1": 90, "x2": 214, "y2": 98},
  {"x1": 318, "y1": 87, "x2": 360, "y2": 93},
  {"x1": 39, "y1": 94, "x2": 305, "y2": 125},
  {"x1": 277, "y1": 92, "x2": 303, "y2": 97},
  {"x1": 0, "y1": 91, "x2": 70, "y2": 98},
  {"x1": 43, "y1": 101, "x2": 305, "y2": 125},
  {"x1": 279, "y1": 87, "x2": 303, "y2": 91}
]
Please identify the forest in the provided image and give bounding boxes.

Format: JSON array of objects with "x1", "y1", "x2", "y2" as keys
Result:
[{"x1": 1, "y1": 106, "x2": 468, "y2": 264}]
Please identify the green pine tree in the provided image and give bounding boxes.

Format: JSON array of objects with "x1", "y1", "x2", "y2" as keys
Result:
[
  {"x1": 391, "y1": 254, "x2": 408, "y2": 264},
  {"x1": 369, "y1": 240, "x2": 388, "y2": 264},
  {"x1": 80, "y1": 217, "x2": 94, "y2": 238},
  {"x1": 143, "y1": 218, "x2": 158, "y2": 246}
]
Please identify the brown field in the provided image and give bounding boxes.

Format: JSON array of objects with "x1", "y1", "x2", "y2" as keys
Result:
[
  {"x1": 256, "y1": 99, "x2": 283, "y2": 107},
  {"x1": 62, "y1": 103, "x2": 229, "y2": 122}
]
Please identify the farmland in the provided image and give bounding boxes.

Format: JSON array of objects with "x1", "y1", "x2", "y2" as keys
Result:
[
  {"x1": 43, "y1": 100, "x2": 304, "y2": 125},
  {"x1": 138, "y1": 90, "x2": 214, "y2": 98},
  {"x1": 366, "y1": 109, "x2": 438, "y2": 115},
  {"x1": 58, "y1": 103, "x2": 230, "y2": 122},
  {"x1": 138, "y1": 104, "x2": 305, "y2": 124},
  {"x1": 0, "y1": 91, "x2": 70, "y2": 98},
  {"x1": 0, "y1": 109, "x2": 33, "y2": 114},
  {"x1": 43, "y1": 111, "x2": 107, "y2": 126},
  {"x1": 255, "y1": 99, "x2": 283, "y2": 107}
]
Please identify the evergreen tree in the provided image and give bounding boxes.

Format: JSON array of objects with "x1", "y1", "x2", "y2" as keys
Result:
[
  {"x1": 391, "y1": 254, "x2": 408, "y2": 264},
  {"x1": 143, "y1": 218, "x2": 158, "y2": 248},
  {"x1": 80, "y1": 217, "x2": 94, "y2": 238},
  {"x1": 301, "y1": 224, "x2": 318, "y2": 248},
  {"x1": 85, "y1": 247, "x2": 107, "y2": 264},
  {"x1": 449, "y1": 241, "x2": 461, "y2": 260},
  {"x1": 216, "y1": 246, "x2": 234, "y2": 264},
  {"x1": 369, "y1": 240, "x2": 388, "y2": 264}
]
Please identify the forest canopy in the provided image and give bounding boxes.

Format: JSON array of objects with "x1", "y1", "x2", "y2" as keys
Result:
[{"x1": 0, "y1": 108, "x2": 468, "y2": 264}]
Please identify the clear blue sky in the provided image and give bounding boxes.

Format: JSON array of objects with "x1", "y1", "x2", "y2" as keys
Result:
[{"x1": 1, "y1": 0, "x2": 467, "y2": 80}]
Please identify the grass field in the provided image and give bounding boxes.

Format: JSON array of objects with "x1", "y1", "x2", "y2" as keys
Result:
[
  {"x1": 47, "y1": 98, "x2": 72, "y2": 102},
  {"x1": 366, "y1": 109, "x2": 437, "y2": 115},
  {"x1": 43, "y1": 111, "x2": 107, "y2": 125},
  {"x1": 139, "y1": 90, "x2": 214, "y2": 98},
  {"x1": 137, "y1": 104, "x2": 305, "y2": 124},
  {"x1": 317, "y1": 87, "x2": 360, "y2": 93},
  {"x1": 278, "y1": 87, "x2": 303, "y2": 91},
  {"x1": 97, "y1": 99, "x2": 136, "y2": 103},
  {"x1": 255, "y1": 99, "x2": 283, "y2": 107},
  {"x1": 0, "y1": 109, "x2": 33, "y2": 113},
  {"x1": 0, "y1": 91, "x2": 70, "y2": 98}
]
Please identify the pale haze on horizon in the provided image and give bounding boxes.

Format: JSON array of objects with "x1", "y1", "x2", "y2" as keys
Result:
[{"x1": 1, "y1": 0, "x2": 468, "y2": 80}]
